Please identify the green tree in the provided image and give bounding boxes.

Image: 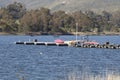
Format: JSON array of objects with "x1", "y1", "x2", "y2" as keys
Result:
[
  {"x1": 7, "y1": 2, "x2": 26, "y2": 19},
  {"x1": 72, "y1": 11, "x2": 93, "y2": 32}
]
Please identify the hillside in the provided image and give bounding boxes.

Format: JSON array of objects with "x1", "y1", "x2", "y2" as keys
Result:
[
  {"x1": 0, "y1": 0, "x2": 120, "y2": 12},
  {"x1": 49, "y1": 0, "x2": 120, "y2": 12}
]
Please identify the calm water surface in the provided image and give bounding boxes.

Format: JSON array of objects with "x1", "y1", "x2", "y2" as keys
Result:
[{"x1": 0, "y1": 35, "x2": 120, "y2": 80}]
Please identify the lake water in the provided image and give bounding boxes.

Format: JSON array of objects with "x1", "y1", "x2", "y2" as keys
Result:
[{"x1": 0, "y1": 35, "x2": 120, "y2": 80}]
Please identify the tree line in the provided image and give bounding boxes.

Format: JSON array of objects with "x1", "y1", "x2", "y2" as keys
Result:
[{"x1": 0, "y1": 2, "x2": 120, "y2": 35}]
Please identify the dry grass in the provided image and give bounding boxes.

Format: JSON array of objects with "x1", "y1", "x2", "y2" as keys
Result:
[{"x1": 67, "y1": 71, "x2": 120, "y2": 80}]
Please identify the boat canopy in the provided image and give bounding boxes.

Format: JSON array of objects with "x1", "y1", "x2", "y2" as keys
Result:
[{"x1": 54, "y1": 39, "x2": 64, "y2": 43}]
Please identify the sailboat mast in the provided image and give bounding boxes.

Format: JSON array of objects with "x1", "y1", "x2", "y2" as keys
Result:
[{"x1": 76, "y1": 23, "x2": 78, "y2": 41}]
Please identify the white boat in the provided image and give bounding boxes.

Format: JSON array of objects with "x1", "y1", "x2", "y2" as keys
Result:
[{"x1": 66, "y1": 22, "x2": 99, "y2": 47}]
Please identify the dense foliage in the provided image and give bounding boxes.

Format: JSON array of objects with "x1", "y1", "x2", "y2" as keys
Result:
[{"x1": 0, "y1": 2, "x2": 120, "y2": 34}]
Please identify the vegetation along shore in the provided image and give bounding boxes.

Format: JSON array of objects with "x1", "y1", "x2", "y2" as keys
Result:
[{"x1": 0, "y1": 2, "x2": 120, "y2": 35}]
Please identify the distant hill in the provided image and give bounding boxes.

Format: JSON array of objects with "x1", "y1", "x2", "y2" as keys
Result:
[{"x1": 0, "y1": 0, "x2": 120, "y2": 13}]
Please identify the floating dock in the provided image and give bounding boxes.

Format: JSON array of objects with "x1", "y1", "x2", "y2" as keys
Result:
[
  {"x1": 15, "y1": 41, "x2": 120, "y2": 49},
  {"x1": 15, "y1": 41, "x2": 68, "y2": 46},
  {"x1": 76, "y1": 44, "x2": 120, "y2": 49}
]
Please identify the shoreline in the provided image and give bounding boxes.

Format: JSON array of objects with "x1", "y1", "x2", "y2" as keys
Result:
[{"x1": 0, "y1": 32, "x2": 120, "y2": 36}]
